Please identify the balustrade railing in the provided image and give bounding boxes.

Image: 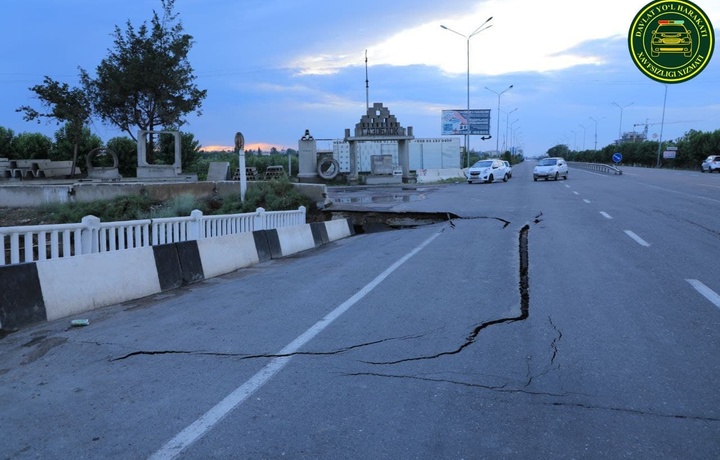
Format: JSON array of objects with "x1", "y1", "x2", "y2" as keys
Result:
[{"x1": 0, "y1": 206, "x2": 306, "y2": 266}]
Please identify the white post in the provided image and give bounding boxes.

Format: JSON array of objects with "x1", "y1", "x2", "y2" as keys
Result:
[
  {"x1": 81, "y1": 215, "x2": 101, "y2": 255},
  {"x1": 235, "y1": 132, "x2": 247, "y2": 202},
  {"x1": 189, "y1": 209, "x2": 203, "y2": 240}
]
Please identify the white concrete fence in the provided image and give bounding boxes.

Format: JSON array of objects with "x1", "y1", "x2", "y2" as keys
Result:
[{"x1": 0, "y1": 206, "x2": 306, "y2": 266}]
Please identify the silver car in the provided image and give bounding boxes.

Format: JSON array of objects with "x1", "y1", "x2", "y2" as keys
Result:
[
  {"x1": 701, "y1": 155, "x2": 720, "y2": 173},
  {"x1": 533, "y1": 157, "x2": 568, "y2": 181}
]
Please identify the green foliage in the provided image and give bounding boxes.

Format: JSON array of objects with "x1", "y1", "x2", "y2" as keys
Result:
[
  {"x1": 0, "y1": 127, "x2": 15, "y2": 157},
  {"x1": 12, "y1": 133, "x2": 53, "y2": 159},
  {"x1": 51, "y1": 124, "x2": 103, "y2": 173},
  {"x1": 215, "y1": 179, "x2": 311, "y2": 214},
  {"x1": 150, "y1": 193, "x2": 200, "y2": 217},
  {"x1": 158, "y1": 130, "x2": 202, "y2": 172},
  {"x1": 79, "y1": 0, "x2": 206, "y2": 147},
  {"x1": 106, "y1": 136, "x2": 138, "y2": 177},
  {"x1": 39, "y1": 195, "x2": 161, "y2": 223},
  {"x1": 16, "y1": 77, "x2": 93, "y2": 175}
]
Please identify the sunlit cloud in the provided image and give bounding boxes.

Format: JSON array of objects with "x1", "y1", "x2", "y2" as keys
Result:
[{"x1": 287, "y1": 0, "x2": 682, "y2": 76}]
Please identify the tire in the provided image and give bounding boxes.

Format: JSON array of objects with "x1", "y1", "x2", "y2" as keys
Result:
[
  {"x1": 487, "y1": 174, "x2": 494, "y2": 183},
  {"x1": 554, "y1": 172, "x2": 559, "y2": 181},
  {"x1": 533, "y1": 177, "x2": 537, "y2": 182},
  {"x1": 503, "y1": 174, "x2": 508, "y2": 182},
  {"x1": 467, "y1": 180, "x2": 472, "y2": 184},
  {"x1": 564, "y1": 173, "x2": 568, "y2": 180}
]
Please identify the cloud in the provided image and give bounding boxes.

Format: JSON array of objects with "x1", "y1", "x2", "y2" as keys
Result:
[{"x1": 286, "y1": 0, "x2": 673, "y2": 76}]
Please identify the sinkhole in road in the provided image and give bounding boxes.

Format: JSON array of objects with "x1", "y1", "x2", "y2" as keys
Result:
[{"x1": 319, "y1": 210, "x2": 459, "y2": 233}]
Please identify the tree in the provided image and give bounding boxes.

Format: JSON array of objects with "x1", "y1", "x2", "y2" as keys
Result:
[
  {"x1": 80, "y1": 0, "x2": 206, "y2": 164},
  {"x1": 106, "y1": 136, "x2": 138, "y2": 177},
  {"x1": 16, "y1": 77, "x2": 92, "y2": 176},
  {"x1": 0, "y1": 127, "x2": 15, "y2": 157},
  {"x1": 158, "y1": 130, "x2": 201, "y2": 172},
  {"x1": 51, "y1": 124, "x2": 103, "y2": 173},
  {"x1": 12, "y1": 133, "x2": 53, "y2": 159}
]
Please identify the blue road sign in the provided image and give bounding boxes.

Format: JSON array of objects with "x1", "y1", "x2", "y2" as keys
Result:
[{"x1": 612, "y1": 153, "x2": 623, "y2": 163}]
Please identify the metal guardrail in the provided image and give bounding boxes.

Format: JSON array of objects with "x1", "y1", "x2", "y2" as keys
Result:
[
  {"x1": 0, "y1": 206, "x2": 306, "y2": 266},
  {"x1": 568, "y1": 162, "x2": 623, "y2": 175}
]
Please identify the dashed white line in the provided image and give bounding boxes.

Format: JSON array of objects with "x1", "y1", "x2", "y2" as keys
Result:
[
  {"x1": 686, "y1": 279, "x2": 720, "y2": 309},
  {"x1": 624, "y1": 230, "x2": 650, "y2": 247},
  {"x1": 148, "y1": 230, "x2": 443, "y2": 460},
  {"x1": 600, "y1": 211, "x2": 613, "y2": 219},
  {"x1": 573, "y1": 191, "x2": 579, "y2": 195},
  {"x1": 583, "y1": 199, "x2": 591, "y2": 204},
  {"x1": 564, "y1": 184, "x2": 571, "y2": 188}
]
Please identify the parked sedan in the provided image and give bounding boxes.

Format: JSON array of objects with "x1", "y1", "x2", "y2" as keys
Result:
[
  {"x1": 467, "y1": 159, "x2": 510, "y2": 184},
  {"x1": 701, "y1": 155, "x2": 720, "y2": 172},
  {"x1": 533, "y1": 157, "x2": 568, "y2": 181},
  {"x1": 503, "y1": 161, "x2": 513, "y2": 178}
]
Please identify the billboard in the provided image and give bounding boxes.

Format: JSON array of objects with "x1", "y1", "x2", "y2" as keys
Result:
[{"x1": 441, "y1": 109, "x2": 491, "y2": 136}]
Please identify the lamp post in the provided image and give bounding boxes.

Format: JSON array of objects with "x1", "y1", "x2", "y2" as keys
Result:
[
  {"x1": 441, "y1": 17, "x2": 493, "y2": 168},
  {"x1": 486, "y1": 84, "x2": 513, "y2": 154},
  {"x1": 506, "y1": 118, "x2": 520, "y2": 154},
  {"x1": 570, "y1": 130, "x2": 578, "y2": 151},
  {"x1": 504, "y1": 108, "x2": 517, "y2": 152},
  {"x1": 578, "y1": 124, "x2": 587, "y2": 150},
  {"x1": 611, "y1": 101, "x2": 633, "y2": 142},
  {"x1": 589, "y1": 116, "x2": 606, "y2": 151}
]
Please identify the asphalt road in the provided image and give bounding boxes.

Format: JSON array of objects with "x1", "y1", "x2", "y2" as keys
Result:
[{"x1": 2, "y1": 162, "x2": 720, "y2": 459}]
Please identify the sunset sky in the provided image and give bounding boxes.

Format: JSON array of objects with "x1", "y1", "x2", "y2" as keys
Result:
[{"x1": 2, "y1": 0, "x2": 719, "y2": 156}]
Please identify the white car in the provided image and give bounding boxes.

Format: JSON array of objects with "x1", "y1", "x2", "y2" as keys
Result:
[
  {"x1": 503, "y1": 161, "x2": 513, "y2": 178},
  {"x1": 701, "y1": 155, "x2": 720, "y2": 173},
  {"x1": 533, "y1": 157, "x2": 568, "y2": 181},
  {"x1": 467, "y1": 159, "x2": 510, "y2": 184}
]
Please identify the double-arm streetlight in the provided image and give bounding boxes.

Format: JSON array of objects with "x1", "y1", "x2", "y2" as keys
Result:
[
  {"x1": 441, "y1": 17, "x2": 493, "y2": 167},
  {"x1": 611, "y1": 101, "x2": 634, "y2": 141},
  {"x1": 485, "y1": 84, "x2": 513, "y2": 153},
  {"x1": 589, "y1": 116, "x2": 606, "y2": 151}
]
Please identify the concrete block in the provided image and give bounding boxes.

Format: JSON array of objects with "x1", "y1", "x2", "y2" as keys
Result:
[
  {"x1": 37, "y1": 248, "x2": 161, "y2": 321},
  {"x1": 0, "y1": 263, "x2": 46, "y2": 330},
  {"x1": 275, "y1": 224, "x2": 316, "y2": 256},
  {"x1": 196, "y1": 232, "x2": 259, "y2": 278}
]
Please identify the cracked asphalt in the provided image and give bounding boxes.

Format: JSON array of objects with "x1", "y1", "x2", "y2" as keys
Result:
[{"x1": 2, "y1": 163, "x2": 720, "y2": 459}]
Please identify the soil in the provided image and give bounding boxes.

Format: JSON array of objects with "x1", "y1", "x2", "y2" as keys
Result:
[{"x1": 0, "y1": 207, "x2": 56, "y2": 228}]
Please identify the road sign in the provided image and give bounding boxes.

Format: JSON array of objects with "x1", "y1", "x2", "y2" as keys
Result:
[{"x1": 612, "y1": 153, "x2": 623, "y2": 163}]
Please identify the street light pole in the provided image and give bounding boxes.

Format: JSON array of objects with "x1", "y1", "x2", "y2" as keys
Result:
[
  {"x1": 441, "y1": 17, "x2": 493, "y2": 168},
  {"x1": 578, "y1": 124, "x2": 587, "y2": 150},
  {"x1": 486, "y1": 84, "x2": 513, "y2": 154},
  {"x1": 611, "y1": 101, "x2": 634, "y2": 142},
  {"x1": 504, "y1": 108, "x2": 517, "y2": 152},
  {"x1": 589, "y1": 116, "x2": 606, "y2": 151},
  {"x1": 509, "y1": 118, "x2": 519, "y2": 154}
]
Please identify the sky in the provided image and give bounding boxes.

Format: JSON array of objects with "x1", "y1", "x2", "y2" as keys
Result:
[{"x1": 1, "y1": 0, "x2": 719, "y2": 157}]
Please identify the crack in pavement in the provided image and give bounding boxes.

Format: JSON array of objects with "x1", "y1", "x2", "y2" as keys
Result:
[
  {"x1": 361, "y1": 223, "x2": 531, "y2": 365},
  {"x1": 109, "y1": 333, "x2": 424, "y2": 362},
  {"x1": 342, "y1": 371, "x2": 720, "y2": 423}
]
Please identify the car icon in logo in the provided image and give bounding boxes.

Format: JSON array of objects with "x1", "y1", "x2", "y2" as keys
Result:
[{"x1": 651, "y1": 19, "x2": 692, "y2": 57}]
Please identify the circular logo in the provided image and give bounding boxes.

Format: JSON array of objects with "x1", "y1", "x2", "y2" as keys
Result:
[{"x1": 629, "y1": 0, "x2": 714, "y2": 83}]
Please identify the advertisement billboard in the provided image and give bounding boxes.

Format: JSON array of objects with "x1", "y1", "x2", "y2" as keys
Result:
[{"x1": 441, "y1": 109, "x2": 491, "y2": 136}]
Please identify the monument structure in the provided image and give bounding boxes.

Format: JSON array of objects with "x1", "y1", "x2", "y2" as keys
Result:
[{"x1": 344, "y1": 102, "x2": 414, "y2": 183}]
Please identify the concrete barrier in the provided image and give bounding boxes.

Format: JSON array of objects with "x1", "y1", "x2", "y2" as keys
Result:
[
  {"x1": 1, "y1": 219, "x2": 354, "y2": 331},
  {"x1": 36, "y1": 247, "x2": 162, "y2": 321}
]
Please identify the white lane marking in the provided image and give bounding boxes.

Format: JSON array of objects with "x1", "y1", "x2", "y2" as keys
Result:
[
  {"x1": 633, "y1": 182, "x2": 720, "y2": 204},
  {"x1": 583, "y1": 199, "x2": 591, "y2": 204},
  {"x1": 624, "y1": 230, "x2": 651, "y2": 247},
  {"x1": 600, "y1": 211, "x2": 613, "y2": 219},
  {"x1": 686, "y1": 280, "x2": 720, "y2": 309},
  {"x1": 148, "y1": 231, "x2": 443, "y2": 460},
  {"x1": 564, "y1": 184, "x2": 571, "y2": 188},
  {"x1": 573, "y1": 191, "x2": 579, "y2": 195}
]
